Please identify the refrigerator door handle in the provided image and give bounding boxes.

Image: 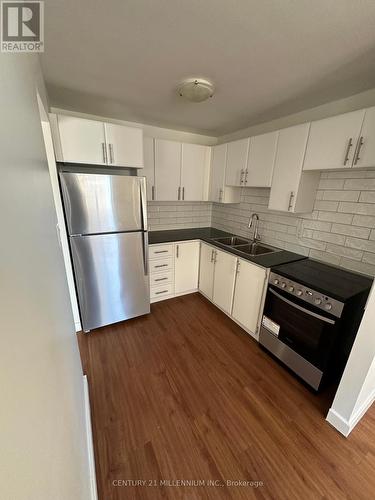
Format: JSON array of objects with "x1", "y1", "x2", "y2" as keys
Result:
[
  {"x1": 140, "y1": 177, "x2": 148, "y2": 231},
  {"x1": 143, "y1": 231, "x2": 149, "y2": 276}
]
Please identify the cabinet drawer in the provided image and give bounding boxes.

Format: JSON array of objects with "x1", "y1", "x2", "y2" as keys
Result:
[
  {"x1": 150, "y1": 257, "x2": 173, "y2": 274},
  {"x1": 149, "y1": 244, "x2": 173, "y2": 259},
  {"x1": 150, "y1": 271, "x2": 173, "y2": 287},
  {"x1": 150, "y1": 283, "x2": 174, "y2": 299}
]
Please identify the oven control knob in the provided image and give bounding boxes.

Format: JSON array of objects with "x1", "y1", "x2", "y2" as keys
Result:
[
  {"x1": 314, "y1": 298, "x2": 322, "y2": 305},
  {"x1": 325, "y1": 303, "x2": 332, "y2": 311},
  {"x1": 281, "y1": 282, "x2": 287, "y2": 288},
  {"x1": 288, "y1": 286, "x2": 295, "y2": 292},
  {"x1": 274, "y1": 279, "x2": 279, "y2": 285},
  {"x1": 296, "y1": 289, "x2": 303, "y2": 296}
]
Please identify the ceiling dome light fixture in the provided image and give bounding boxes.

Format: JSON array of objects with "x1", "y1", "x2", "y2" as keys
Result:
[{"x1": 178, "y1": 78, "x2": 215, "y2": 103}]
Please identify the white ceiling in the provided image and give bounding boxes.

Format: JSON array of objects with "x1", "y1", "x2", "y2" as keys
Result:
[{"x1": 42, "y1": 0, "x2": 375, "y2": 136}]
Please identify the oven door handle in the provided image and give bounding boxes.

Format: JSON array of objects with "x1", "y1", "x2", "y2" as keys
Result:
[{"x1": 268, "y1": 288, "x2": 336, "y2": 325}]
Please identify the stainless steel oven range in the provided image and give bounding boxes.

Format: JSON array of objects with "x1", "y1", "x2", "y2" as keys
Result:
[{"x1": 259, "y1": 259, "x2": 372, "y2": 391}]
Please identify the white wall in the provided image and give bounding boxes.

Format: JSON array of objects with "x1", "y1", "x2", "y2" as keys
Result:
[
  {"x1": 0, "y1": 55, "x2": 91, "y2": 499},
  {"x1": 40, "y1": 119, "x2": 82, "y2": 331},
  {"x1": 327, "y1": 283, "x2": 375, "y2": 436},
  {"x1": 218, "y1": 87, "x2": 375, "y2": 143},
  {"x1": 50, "y1": 107, "x2": 217, "y2": 145}
]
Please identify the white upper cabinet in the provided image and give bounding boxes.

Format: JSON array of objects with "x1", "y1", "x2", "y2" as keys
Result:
[
  {"x1": 154, "y1": 139, "x2": 182, "y2": 201},
  {"x1": 212, "y1": 249, "x2": 237, "y2": 315},
  {"x1": 352, "y1": 106, "x2": 375, "y2": 169},
  {"x1": 232, "y1": 260, "x2": 267, "y2": 339},
  {"x1": 268, "y1": 123, "x2": 319, "y2": 213},
  {"x1": 303, "y1": 110, "x2": 365, "y2": 171},
  {"x1": 143, "y1": 137, "x2": 155, "y2": 201},
  {"x1": 209, "y1": 144, "x2": 241, "y2": 204},
  {"x1": 181, "y1": 143, "x2": 210, "y2": 201},
  {"x1": 57, "y1": 116, "x2": 106, "y2": 165},
  {"x1": 174, "y1": 241, "x2": 200, "y2": 295},
  {"x1": 56, "y1": 115, "x2": 144, "y2": 168},
  {"x1": 104, "y1": 123, "x2": 143, "y2": 168},
  {"x1": 225, "y1": 138, "x2": 250, "y2": 186},
  {"x1": 209, "y1": 144, "x2": 226, "y2": 202},
  {"x1": 246, "y1": 131, "x2": 279, "y2": 187}
]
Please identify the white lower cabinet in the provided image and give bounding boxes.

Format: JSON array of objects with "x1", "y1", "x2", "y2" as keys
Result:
[
  {"x1": 212, "y1": 248, "x2": 237, "y2": 315},
  {"x1": 150, "y1": 241, "x2": 268, "y2": 341},
  {"x1": 148, "y1": 241, "x2": 199, "y2": 302},
  {"x1": 174, "y1": 241, "x2": 200, "y2": 294},
  {"x1": 232, "y1": 259, "x2": 267, "y2": 338},
  {"x1": 199, "y1": 242, "x2": 216, "y2": 298}
]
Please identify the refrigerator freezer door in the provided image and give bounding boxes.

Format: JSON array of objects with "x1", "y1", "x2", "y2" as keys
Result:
[
  {"x1": 60, "y1": 172, "x2": 147, "y2": 235},
  {"x1": 71, "y1": 231, "x2": 150, "y2": 331}
]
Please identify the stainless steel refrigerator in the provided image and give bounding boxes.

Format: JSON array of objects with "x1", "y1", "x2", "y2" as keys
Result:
[{"x1": 60, "y1": 171, "x2": 150, "y2": 332}]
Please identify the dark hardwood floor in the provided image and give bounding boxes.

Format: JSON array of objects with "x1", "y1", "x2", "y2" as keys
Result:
[{"x1": 78, "y1": 293, "x2": 375, "y2": 500}]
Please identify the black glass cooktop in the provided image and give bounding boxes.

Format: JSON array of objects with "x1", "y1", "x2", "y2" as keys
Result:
[{"x1": 272, "y1": 258, "x2": 373, "y2": 302}]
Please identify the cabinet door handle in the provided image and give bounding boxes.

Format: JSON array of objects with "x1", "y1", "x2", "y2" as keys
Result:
[
  {"x1": 178, "y1": 187, "x2": 181, "y2": 200},
  {"x1": 154, "y1": 250, "x2": 168, "y2": 254},
  {"x1": 108, "y1": 143, "x2": 114, "y2": 164},
  {"x1": 176, "y1": 244, "x2": 179, "y2": 258},
  {"x1": 151, "y1": 185, "x2": 155, "y2": 200},
  {"x1": 101, "y1": 143, "x2": 107, "y2": 164},
  {"x1": 244, "y1": 170, "x2": 248, "y2": 185},
  {"x1": 155, "y1": 277, "x2": 168, "y2": 282},
  {"x1": 210, "y1": 249, "x2": 215, "y2": 262},
  {"x1": 236, "y1": 260, "x2": 240, "y2": 274},
  {"x1": 155, "y1": 290, "x2": 169, "y2": 295},
  {"x1": 343, "y1": 138, "x2": 353, "y2": 165},
  {"x1": 182, "y1": 187, "x2": 185, "y2": 200},
  {"x1": 213, "y1": 250, "x2": 217, "y2": 264},
  {"x1": 240, "y1": 169, "x2": 245, "y2": 185},
  {"x1": 288, "y1": 191, "x2": 295, "y2": 211},
  {"x1": 219, "y1": 188, "x2": 223, "y2": 202},
  {"x1": 353, "y1": 136, "x2": 364, "y2": 165},
  {"x1": 155, "y1": 263, "x2": 168, "y2": 268}
]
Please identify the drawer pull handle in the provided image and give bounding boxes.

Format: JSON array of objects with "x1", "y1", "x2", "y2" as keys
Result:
[
  {"x1": 155, "y1": 264, "x2": 168, "y2": 268},
  {"x1": 154, "y1": 250, "x2": 168, "y2": 254},
  {"x1": 155, "y1": 290, "x2": 168, "y2": 295},
  {"x1": 155, "y1": 277, "x2": 168, "y2": 282}
]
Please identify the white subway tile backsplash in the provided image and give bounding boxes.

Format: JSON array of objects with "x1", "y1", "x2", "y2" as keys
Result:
[
  {"x1": 309, "y1": 249, "x2": 341, "y2": 266},
  {"x1": 148, "y1": 171, "x2": 375, "y2": 276},
  {"x1": 331, "y1": 224, "x2": 371, "y2": 239},
  {"x1": 322, "y1": 190, "x2": 360, "y2": 202},
  {"x1": 345, "y1": 237, "x2": 375, "y2": 253},
  {"x1": 312, "y1": 230, "x2": 346, "y2": 245},
  {"x1": 338, "y1": 202, "x2": 375, "y2": 215},
  {"x1": 340, "y1": 258, "x2": 375, "y2": 277},
  {"x1": 352, "y1": 215, "x2": 375, "y2": 228},
  {"x1": 317, "y1": 211, "x2": 353, "y2": 224},
  {"x1": 302, "y1": 220, "x2": 332, "y2": 231},
  {"x1": 359, "y1": 192, "x2": 375, "y2": 203},
  {"x1": 314, "y1": 200, "x2": 339, "y2": 212},
  {"x1": 325, "y1": 244, "x2": 363, "y2": 261},
  {"x1": 318, "y1": 179, "x2": 345, "y2": 190},
  {"x1": 363, "y1": 252, "x2": 375, "y2": 265},
  {"x1": 344, "y1": 178, "x2": 375, "y2": 191}
]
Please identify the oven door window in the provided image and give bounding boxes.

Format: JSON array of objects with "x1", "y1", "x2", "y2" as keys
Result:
[{"x1": 263, "y1": 287, "x2": 339, "y2": 369}]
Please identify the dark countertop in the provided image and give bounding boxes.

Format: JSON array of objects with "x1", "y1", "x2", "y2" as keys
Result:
[
  {"x1": 149, "y1": 227, "x2": 306, "y2": 269},
  {"x1": 273, "y1": 259, "x2": 373, "y2": 301}
]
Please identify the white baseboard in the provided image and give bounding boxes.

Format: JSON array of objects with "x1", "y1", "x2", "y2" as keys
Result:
[
  {"x1": 349, "y1": 388, "x2": 375, "y2": 433},
  {"x1": 326, "y1": 409, "x2": 351, "y2": 437},
  {"x1": 326, "y1": 388, "x2": 375, "y2": 437},
  {"x1": 83, "y1": 375, "x2": 98, "y2": 500}
]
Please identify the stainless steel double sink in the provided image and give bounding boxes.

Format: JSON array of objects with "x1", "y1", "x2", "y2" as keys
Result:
[{"x1": 211, "y1": 236, "x2": 281, "y2": 257}]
